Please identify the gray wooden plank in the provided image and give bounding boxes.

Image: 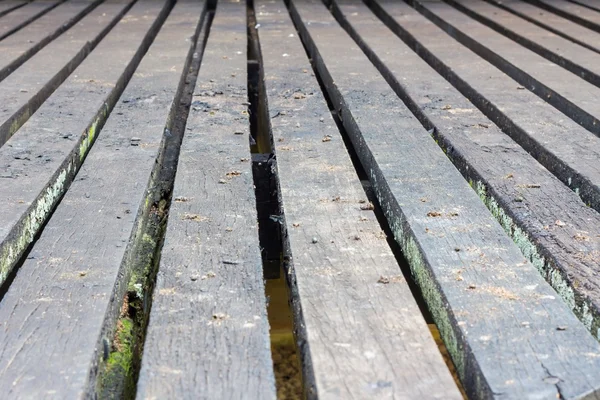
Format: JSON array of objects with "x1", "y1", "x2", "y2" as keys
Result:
[
  {"x1": 337, "y1": 0, "x2": 600, "y2": 356},
  {"x1": 136, "y1": 2, "x2": 276, "y2": 399},
  {"x1": 0, "y1": 0, "x2": 104, "y2": 82},
  {"x1": 289, "y1": 0, "x2": 600, "y2": 398},
  {"x1": 0, "y1": 0, "x2": 132, "y2": 147},
  {"x1": 0, "y1": 0, "x2": 164, "y2": 296},
  {"x1": 485, "y1": 0, "x2": 600, "y2": 55},
  {"x1": 0, "y1": 0, "x2": 61, "y2": 41},
  {"x1": 569, "y1": 0, "x2": 600, "y2": 12},
  {"x1": 410, "y1": 0, "x2": 600, "y2": 140},
  {"x1": 0, "y1": 2, "x2": 199, "y2": 398},
  {"x1": 449, "y1": 0, "x2": 600, "y2": 87},
  {"x1": 0, "y1": 1, "x2": 28, "y2": 18},
  {"x1": 526, "y1": 0, "x2": 600, "y2": 32},
  {"x1": 255, "y1": 0, "x2": 461, "y2": 398}
]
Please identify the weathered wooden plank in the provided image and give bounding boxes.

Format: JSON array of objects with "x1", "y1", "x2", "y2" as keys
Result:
[
  {"x1": 0, "y1": 0, "x2": 164, "y2": 295},
  {"x1": 525, "y1": 0, "x2": 600, "y2": 32},
  {"x1": 0, "y1": 1, "x2": 28, "y2": 19},
  {"x1": 0, "y1": 1, "x2": 200, "y2": 397},
  {"x1": 369, "y1": 0, "x2": 600, "y2": 231},
  {"x1": 449, "y1": 0, "x2": 600, "y2": 87},
  {"x1": 0, "y1": 0, "x2": 132, "y2": 147},
  {"x1": 569, "y1": 0, "x2": 600, "y2": 12},
  {"x1": 336, "y1": 0, "x2": 600, "y2": 355},
  {"x1": 136, "y1": 2, "x2": 276, "y2": 399},
  {"x1": 255, "y1": 0, "x2": 461, "y2": 398},
  {"x1": 409, "y1": 0, "x2": 600, "y2": 139},
  {"x1": 0, "y1": 0, "x2": 103, "y2": 82},
  {"x1": 289, "y1": 0, "x2": 600, "y2": 398},
  {"x1": 0, "y1": 0, "x2": 60, "y2": 41},
  {"x1": 486, "y1": 0, "x2": 600, "y2": 55}
]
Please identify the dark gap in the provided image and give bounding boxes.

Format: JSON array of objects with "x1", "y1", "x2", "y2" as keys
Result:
[
  {"x1": 92, "y1": 6, "x2": 214, "y2": 400},
  {"x1": 520, "y1": 0, "x2": 600, "y2": 33},
  {"x1": 0, "y1": 0, "x2": 137, "y2": 148},
  {"x1": 248, "y1": 2, "x2": 303, "y2": 399},
  {"x1": 479, "y1": 0, "x2": 600, "y2": 56},
  {"x1": 0, "y1": 0, "x2": 67, "y2": 42},
  {"x1": 442, "y1": 0, "x2": 600, "y2": 89},
  {"x1": 0, "y1": 0, "x2": 107, "y2": 82},
  {"x1": 402, "y1": 0, "x2": 600, "y2": 140},
  {"x1": 363, "y1": 0, "x2": 600, "y2": 214}
]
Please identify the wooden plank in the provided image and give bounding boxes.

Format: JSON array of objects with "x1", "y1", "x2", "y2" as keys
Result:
[
  {"x1": 255, "y1": 0, "x2": 461, "y2": 398},
  {"x1": 0, "y1": 0, "x2": 163, "y2": 295},
  {"x1": 409, "y1": 0, "x2": 600, "y2": 140},
  {"x1": 449, "y1": 0, "x2": 600, "y2": 87},
  {"x1": 0, "y1": 0, "x2": 61, "y2": 41},
  {"x1": 569, "y1": 0, "x2": 600, "y2": 12},
  {"x1": 486, "y1": 0, "x2": 600, "y2": 55},
  {"x1": 288, "y1": 0, "x2": 600, "y2": 398},
  {"x1": 0, "y1": 0, "x2": 131, "y2": 147},
  {"x1": 525, "y1": 0, "x2": 600, "y2": 32},
  {"x1": 336, "y1": 0, "x2": 600, "y2": 354},
  {"x1": 369, "y1": 1, "x2": 600, "y2": 227},
  {"x1": 0, "y1": 1, "x2": 28, "y2": 19},
  {"x1": 0, "y1": 0, "x2": 103, "y2": 82},
  {"x1": 0, "y1": 1, "x2": 200, "y2": 397},
  {"x1": 136, "y1": 2, "x2": 276, "y2": 399}
]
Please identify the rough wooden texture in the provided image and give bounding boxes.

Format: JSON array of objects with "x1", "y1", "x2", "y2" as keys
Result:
[
  {"x1": 0, "y1": 1, "x2": 200, "y2": 397},
  {"x1": 0, "y1": 0, "x2": 60, "y2": 41},
  {"x1": 410, "y1": 0, "x2": 600, "y2": 140},
  {"x1": 136, "y1": 2, "x2": 276, "y2": 399},
  {"x1": 255, "y1": 0, "x2": 461, "y2": 398},
  {"x1": 370, "y1": 0, "x2": 600, "y2": 235},
  {"x1": 486, "y1": 0, "x2": 600, "y2": 55},
  {"x1": 525, "y1": 0, "x2": 600, "y2": 32},
  {"x1": 0, "y1": 0, "x2": 131, "y2": 147},
  {"x1": 337, "y1": 0, "x2": 600, "y2": 355},
  {"x1": 289, "y1": 0, "x2": 600, "y2": 398},
  {"x1": 449, "y1": 0, "x2": 600, "y2": 87},
  {"x1": 0, "y1": 0, "x2": 103, "y2": 82},
  {"x1": 0, "y1": 0, "x2": 162, "y2": 293}
]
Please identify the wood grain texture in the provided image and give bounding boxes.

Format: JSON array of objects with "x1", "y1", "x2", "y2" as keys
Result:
[
  {"x1": 289, "y1": 0, "x2": 600, "y2": 398},
  {"x1": 0, "y1": 0, "x2": 160, "y2": 294},
  {"x1": 485, "y1": 0, "x2": 600, "y2": 55},
  {"x1": 0, "y1": 0, "x2": 60, "y2": 41},
  {"x1": 0, "y1": 1, "x2": 199, "y2": 397},
  {"x1": 136, "y1": 2, "x2": 276, "y2": 399},
  {"x1": 371, "y1": 0, "x2": 600, "y2": 236},
  {"x1": 337, "y1": 0, "x2": 600, "y2": 360},
  {"x1": 410, "y1": 0, "x2": 600, "y2": 140},
  {"x1": 255, "y1": 0, "x2": 461, "y2": 398},
  {"x1": 0, "y1": 0, "x2": 131, "y2": 147},
  {"x1": 0, "y1": 0, "x2": 103, "y2": 82}
]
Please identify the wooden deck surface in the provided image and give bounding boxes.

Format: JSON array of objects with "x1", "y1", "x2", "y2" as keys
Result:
[{"x1": 2, "y1": 0, "x2": 600, "y2": 399}]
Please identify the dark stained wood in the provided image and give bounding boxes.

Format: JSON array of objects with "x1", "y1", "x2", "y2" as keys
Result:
[
  {"x1": 0, "y1": 0, "x2": 132, "y2": 147},
  {"x1": 0, "y1": 0, "x2": 163, "y2": 294},
  {"x1": 0, "y1": 1, "x2": 200, "y2": 397},
  {"x1": 369, "y1": 0, "x2": 600, "y2": 230},
  {"x1": 0, "y1": 0, "x2": 104, "y2": 82},
  {"x1": 136, "y1": 2, "x2": 277, "y2": 399},
  {"x1": 0, "y1": 0, "x2": 61, "y2": 41},
  {"x1": 449, "y1": 0, "x2": 600, "y2": 87},
  {"x1": 255, "y1": 0, "x2": 461, "y2": 398},
  {"x1": 525, "y1": 0, "x2": 600, "y2": 33},
  {"x1": 485, "y1": 0, "x2": 600, "y2": 55},
  {"x1": 289, "y1": 0, "x2": 600, "y2": 398},
  {"x1": 409, "y1": 0, "x2": 600, "y2": 139},
  {"x1": 336, "y1": 0, "x2": 600, "y2": 356}
]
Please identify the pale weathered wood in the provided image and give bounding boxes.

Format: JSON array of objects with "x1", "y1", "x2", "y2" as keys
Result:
[
  {"x1": 486, "y1": 0, "x2": 600, "y2": 55},
  {"x1": 0, "y1": 1, "x2": 28, "y2": 19},
  {"x1": 255, "y1": 0, "x2": 461, "y2": 398},
  {"x1": 0, "y1": 1, "x2": 201, "y2": 398},
  {"x1": 289, "y1": 0, "x2": 600, "y2": 398},
  {"x1": 0, "y1": 0, "x2": 164, "y2": 293},
  {"x1": 0, "y1": 0, "x2": 134, "y2": 147},
  {"x1": 0, "y1": 0, "x2": 60, "y2": 41},
  {"x1": 136, "y1": 2, "x2": 276, "y2": 399},
  {"x1": 336, "y1": 0, "x2": 600, "y2": 356},
  {"x1": 525, "y1": 0, "x2": 600, "y2": 32},
  {"x1": 0, "y1": 0, "x2": 104, "y2": 82}
]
